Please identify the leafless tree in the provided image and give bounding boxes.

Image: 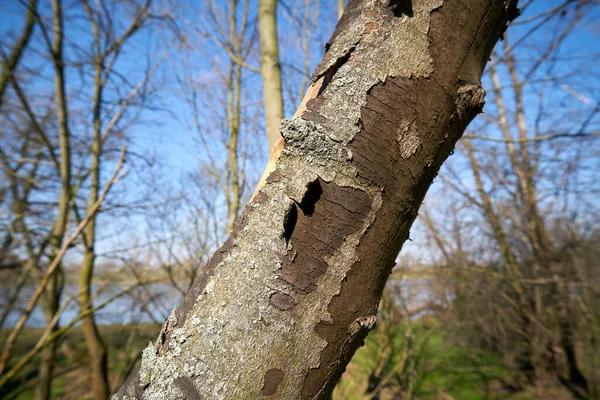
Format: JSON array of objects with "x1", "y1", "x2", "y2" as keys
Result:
[{"x1": 419, "y1": 1, "x2": 600, "y2": 397}]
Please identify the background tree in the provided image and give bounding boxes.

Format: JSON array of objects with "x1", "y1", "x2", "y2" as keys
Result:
[
  {"x1": 416, "y1": 1, "x2": 600, "y2": 397},
  {"x1": 0, "y1": 0, "x2": 176, "y2": 398},
  {"x1": 259, "y1": 0, "x2": 285, "y2": 151}
]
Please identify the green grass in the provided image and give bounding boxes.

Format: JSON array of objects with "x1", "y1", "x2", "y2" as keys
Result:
[
  {"x1": 333, "y1": 318, "x2": 541, "y2": 400},
  {"x1": 0, "y1": 323, "x2": 161, "y2": 400},
  {"x1": 1, "y1": 319, "x2": 579, "y2": 399}
]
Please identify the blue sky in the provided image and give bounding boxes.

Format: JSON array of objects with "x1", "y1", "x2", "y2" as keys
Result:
[{"x1": 1, "y1": 0, "x2": 598, "y2": 266}]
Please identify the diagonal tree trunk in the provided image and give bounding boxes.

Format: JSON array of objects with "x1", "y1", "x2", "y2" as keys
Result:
[{"x1": 116, "y1": 0, "x2": 519, "y2": 398}]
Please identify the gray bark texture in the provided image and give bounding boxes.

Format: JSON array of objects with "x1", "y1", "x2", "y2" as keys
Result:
[{"x1": 116, "y1": 0, "x2": 519, "y2": 398}]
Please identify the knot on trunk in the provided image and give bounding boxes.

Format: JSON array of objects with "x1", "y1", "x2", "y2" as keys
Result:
[{"x1": 454, "y1": 83, "x2": 486, "y2": 120}]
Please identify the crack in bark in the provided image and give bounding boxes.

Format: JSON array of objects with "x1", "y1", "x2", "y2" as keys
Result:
[{"x1": 317, "y1": 46, "x2": 356, "y2": 94}]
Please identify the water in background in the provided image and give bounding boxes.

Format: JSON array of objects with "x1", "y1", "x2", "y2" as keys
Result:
[
  {"x1": 0, "y1": 279, "x2": 433, "y2": 328},
  {"x1": 0, "y1": 283, "x2": 182, "y2": 328}
]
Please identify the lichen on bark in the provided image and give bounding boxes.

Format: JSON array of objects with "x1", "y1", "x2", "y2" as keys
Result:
[
  {"x1": 126, "y1": 136, "x2": 379, "y2": 399},
  {"x1": 115, "y1": 0, "x2": 519, "y2": 398}
]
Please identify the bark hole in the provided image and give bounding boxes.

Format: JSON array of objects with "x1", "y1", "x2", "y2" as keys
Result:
[
  {"x1": 385, "y1": 0, "x2": 413, "y2": 17},
  {"x1": 278, "y1": 178, "x2": 370, "y2": 294},
  {"x1": 319, "y1": 47, "x2": 355, "y2": 94},
  {"x1": 298, "y1": 179, "x2": 322, "y2": 216},
  {"x1": 281, "y1": 203, "x2": 297, "y2": 247},
  {"x1": 282, "y1": 180, "x2": 322, "y2": 247}
]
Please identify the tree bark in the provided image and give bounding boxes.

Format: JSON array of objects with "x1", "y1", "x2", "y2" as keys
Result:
[{"x1": 116, "y1": 0, "x2": 519, "y2": 398}]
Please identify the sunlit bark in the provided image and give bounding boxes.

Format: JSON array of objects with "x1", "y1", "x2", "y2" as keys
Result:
[{"x1": 116, "y1": 0, "x2": 518, "y2": 398}]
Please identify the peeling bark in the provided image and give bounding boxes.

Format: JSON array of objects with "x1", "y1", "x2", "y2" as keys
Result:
[{"x1": 115, "y1": 0, "x2": 519, "y2": 398}]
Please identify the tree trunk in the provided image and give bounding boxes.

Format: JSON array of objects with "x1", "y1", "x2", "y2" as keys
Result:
[
  {"x1": 337, "y1": 0, "x2": 344, "y2": 19},
  {"x1": 37, "y1": 0, "x2": 72, "y2": 398},
  {"x1": 37, "y1": 285, "x2": 62, "y2": 400},
  {"x1": 225, "y1": 0, "x2": 243, "y2": 233},
  {"x1": 78, "y1": 108, "x2": 110, "y2": 395},
  {"x1": 79, "y1": 48, "x2": 110, "y2": 400},
  {"x1": 259, "y1": 0, "x2": 285, "y2": 151},
  {"x1": 116, "y1": 0, "x2": 519, "y2": 398}
]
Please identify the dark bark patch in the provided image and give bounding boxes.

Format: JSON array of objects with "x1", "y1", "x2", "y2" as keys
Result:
[
  {"x1": 428, "y1": 0, "x2": 516, "y2": 86},
  {"x1": 262, "y1": 368, "x2": 284, "y2": 396},
  {"x1": 350, "y1": 76, "x2": 455, "y2": 195},
  {"x1": 115, "y1": 369, "x2": 145, "y2": 399},
  {"x1": 278, "y1": 178, "x2": 371, "y2": 294},
  {"x1": 252, "y1": 190, "x2": 269, "y2": 205},
  {"x1": 300, "y1": 78, "x2": 475, "y2": 400},
  {"x1": 302, "y1": 97, "x2": 328, "y2": 125},
  {"x1": 158, "y1": 331, "x2": 167, "y2": 352},
  {"x1": 361, "y1": 9, "x2": 380, "y2": 18},
  {"x1": 266, "y1": 170, "x2": 281, "y2": 184},
  {"x1": 155, "y1": 313, "x2": 179, "y2": 355},
  {"x1": 175, "y1": 376, "x2": 203, "y2": 400},
  {"x1": 269, "y1": 291, "x2": 295, "y2": 311},
  {"x1": 362, "y1": 22, "x2": 380, "y2": 36}
]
